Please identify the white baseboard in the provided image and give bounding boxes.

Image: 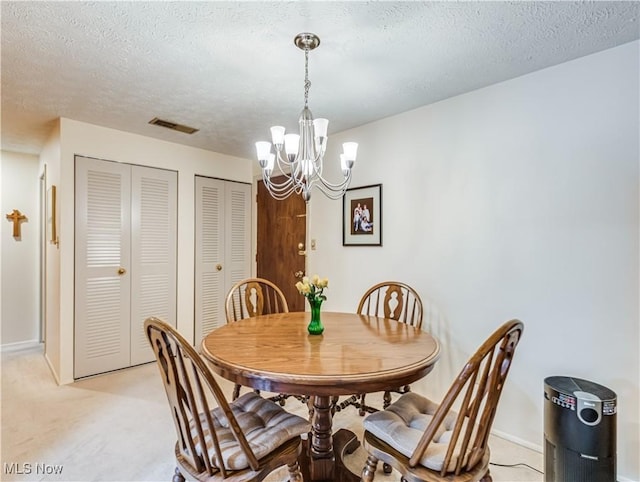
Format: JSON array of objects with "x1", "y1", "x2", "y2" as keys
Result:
[
  {"x1": 491, "y1": 428, "x2": 543, "y2": 453},
  {"x1": 0, "y1": 339, "x2": 41, "y2": 352}
]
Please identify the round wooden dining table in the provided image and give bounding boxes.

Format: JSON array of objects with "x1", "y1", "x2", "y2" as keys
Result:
[{"x1": 201, "y1": 311, "x2": 440, "y2": 481}]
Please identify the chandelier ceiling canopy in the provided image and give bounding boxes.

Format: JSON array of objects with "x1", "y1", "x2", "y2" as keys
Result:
[{"x1": 256, "y1": 33, "x2": 358, "y2": 202}]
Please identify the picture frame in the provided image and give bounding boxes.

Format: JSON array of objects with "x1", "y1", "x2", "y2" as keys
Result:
[
  {"x1": 47, "y1": 185, "x2": 57, "y2": 245},
  {"x1": 343, "y1": 183, "x2": 382, "y2": 246}
]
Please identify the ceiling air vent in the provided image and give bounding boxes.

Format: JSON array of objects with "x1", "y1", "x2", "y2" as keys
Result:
[{"x1": 149, "y1": 117, "x2": 199, "y2": 134}]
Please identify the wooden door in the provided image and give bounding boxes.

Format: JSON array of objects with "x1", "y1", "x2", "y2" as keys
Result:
[{"x1": 257, "y1": 178, "x2": 307, "y2": 312}]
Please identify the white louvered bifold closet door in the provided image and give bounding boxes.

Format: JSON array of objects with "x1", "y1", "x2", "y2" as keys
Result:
[
  {"x1": 130, "y1": 166, "x2": 177, "y2": 366},
  {"x1": 195, "y1": 177, "x2": 251, "y2": 345},
  {"x1": 225, "y1": 182, "x2": 252, "y2": 290},
  {"x1": 75, "y1": 156, "x2": 177, "y2": 378},
  {"x1": 75, "y1": 157, "x2": 131, "y2": 378}
]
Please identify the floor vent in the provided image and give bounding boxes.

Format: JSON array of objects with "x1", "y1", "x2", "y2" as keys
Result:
[{"x1": 149, "y1": 117, "x2": 199, "y2": 134}]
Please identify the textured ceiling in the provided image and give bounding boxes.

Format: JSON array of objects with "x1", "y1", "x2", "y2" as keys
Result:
[{"x1": 2, "y1": 1, "x2": 639, "y2": 160}]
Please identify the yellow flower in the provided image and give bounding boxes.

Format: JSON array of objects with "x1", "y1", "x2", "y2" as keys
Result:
[{"x1": 295, "y1": 274, "x2": 328, "y2": 301}]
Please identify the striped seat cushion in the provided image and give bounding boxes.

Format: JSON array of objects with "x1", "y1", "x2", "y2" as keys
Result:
[
  {"x1": 363, "y1": 392, "x2": 473, "y2": 473},
  {"x1": 193, "y1": 392, "x2": 310, "y2": 470}
]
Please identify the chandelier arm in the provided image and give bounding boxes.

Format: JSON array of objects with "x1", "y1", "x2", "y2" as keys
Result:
[
  {"x1": 270, "y1": 152, "x2": 307, "y2": 187},
  {"x1": 307, "y1": 153, "x2": 352, "y2": 191},
  {"x1": 265, "y1": 187, "x2": 297, "y2": 201},
  {"x1": 267, "y1": 189, "x2": 296, "y2": 200},
  {"x1": 314, "y1": 170, "x2": 352, "y2": 192},
  {"x1": 311, "y1": 152, "x2": 324, "y2": 179},
  {"x1": 312, "y1": 176, "x2": 353, "y2": 200},
  {"x1": 263, "y1": 174, "x2": 297, "y2": 193},
  {"x1": 262, "y1": 174, "x2": 298, "y2": 199},
  {"x1": 262, "y1": 156, "x2": 313, "y2": 199},
  {"x1": 272, "y1": 150, "x2": 298, "y2": 169}
]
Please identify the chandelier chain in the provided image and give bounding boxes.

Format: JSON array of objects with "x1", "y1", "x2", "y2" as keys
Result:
[{"x1": 304, "y1": 48, "x2": 311, "y2": 108}]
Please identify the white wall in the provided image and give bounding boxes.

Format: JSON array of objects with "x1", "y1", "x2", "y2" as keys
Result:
[
  {"x1": 0, "y1": 151, "x2": 41, "y2": 346},
  {"x1": 48, "y1": 119, "x2": 253, "y2": 384},
  {"x1": 308, "y1": 41, "x2": 639, "y2": 480}
]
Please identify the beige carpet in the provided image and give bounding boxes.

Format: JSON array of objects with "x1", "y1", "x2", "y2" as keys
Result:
[{"x1": 1, "y1": 344, "x2": 542, "y2": 481}]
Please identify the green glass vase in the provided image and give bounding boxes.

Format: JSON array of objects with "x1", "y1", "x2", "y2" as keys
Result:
[{"x1": 307, "y1": 297, "x2": 324, "y2": 335}]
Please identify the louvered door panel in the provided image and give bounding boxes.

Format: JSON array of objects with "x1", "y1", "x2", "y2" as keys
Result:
[
  {"x1": 225, "y1": 182, "x2": 252, "y2": 289},
  {"x1": 195, "y1": 177, "x2": 225, "y2": 344},
  {"x1": 75, "y1": 156, "x2": 131, "y2": 378},
  {"x1": 130, "y1": 167, "x2": 177, "y2": 365}
]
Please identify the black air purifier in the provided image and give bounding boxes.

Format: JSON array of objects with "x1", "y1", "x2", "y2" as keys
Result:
[{"x1": 544, "y1": 376, "x2": 616, "y2": 482}]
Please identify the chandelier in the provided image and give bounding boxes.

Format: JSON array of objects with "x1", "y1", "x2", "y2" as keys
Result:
[{"x1": 256, "y1": 33, "x2": 358, "y2": 202}]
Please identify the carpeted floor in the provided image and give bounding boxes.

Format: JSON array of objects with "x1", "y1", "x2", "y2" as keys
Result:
[{"x1": 1, "y1": 344, "x2": 542, "y2": 482}]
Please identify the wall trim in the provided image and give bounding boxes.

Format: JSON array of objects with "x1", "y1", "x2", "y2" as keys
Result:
[
  {"x1": 0, "y1": 339, "x2": 41, "y2": 352},
  {"x1": 491, "y1": 428, "x2": 543, "y2": 454}
]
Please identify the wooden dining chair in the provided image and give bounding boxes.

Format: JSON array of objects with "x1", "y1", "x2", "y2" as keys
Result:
[
  {"x1": 360, "y1": 319, "x2": 524, "y2": 482},
  {"x1": 144, "y1": 317, "x2": 310, "y2": 482},
  {"x1": 225, "y1": 278, "x2": 298, "y2": 404},
  {"x1": 336, "y1": 281, "x2": 424, "y2": 416},
  {"x1": 225, "y1": 277, "x2": 289, "y2": 324}
]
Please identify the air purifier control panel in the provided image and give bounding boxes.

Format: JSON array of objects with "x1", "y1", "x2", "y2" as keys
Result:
[{"x1": 550, "y1": 392, "x2": 576, "y2": 410}]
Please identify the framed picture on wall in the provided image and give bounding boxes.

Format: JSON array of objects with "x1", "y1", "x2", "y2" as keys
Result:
[
  {"x1": 47, "y1": 185, "x2": 58, "y2": 245},
  {"x1": 343, "y1": 183, "x2": 382, "y2": 246}
]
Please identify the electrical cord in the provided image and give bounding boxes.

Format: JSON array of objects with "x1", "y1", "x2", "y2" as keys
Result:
[{"x1": 490, "y1": 461, "x2": 544, "y2": 474}]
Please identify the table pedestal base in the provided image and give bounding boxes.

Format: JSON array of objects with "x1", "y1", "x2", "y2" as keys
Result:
[{"x1": 299, "y1": 429, "x2": 361, "y2": 481}]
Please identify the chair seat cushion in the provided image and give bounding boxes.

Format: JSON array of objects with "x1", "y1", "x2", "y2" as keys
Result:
[
  {"x1": 363, "y1": 392, "x2": 465, "y2": 472},
  {"x1": 194, "y1": 392, "x2": 310, "y2": 470}
]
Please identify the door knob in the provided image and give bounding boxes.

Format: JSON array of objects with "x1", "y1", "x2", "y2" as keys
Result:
[
  {"x1": 118, "y1": 268, "x2": 126, "y2": 275},
  {"x1": 294, "y1": 271, "x2": 304, "y2": 278},
  {"x1": 298, "y1": 242, "x2": 304, "y2": 250},
  {"x1": 216, "y1": 264, "x2": 223, "y2": 271}
]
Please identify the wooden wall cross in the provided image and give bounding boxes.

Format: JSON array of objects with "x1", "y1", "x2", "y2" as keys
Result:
[{"x1": 6, "y1": 209, "x2": 27, "y2": 238}]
